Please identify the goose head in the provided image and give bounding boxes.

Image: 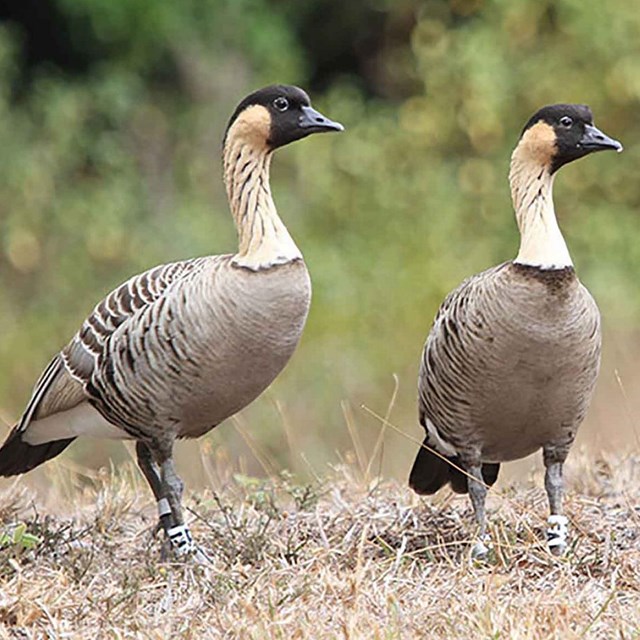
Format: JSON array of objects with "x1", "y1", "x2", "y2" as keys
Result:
[
  {"x1": 224, "y1": 85, "x2": 344, "y2": 151},
  {"x1": 513, "y1": 104, "x2": 622, "y2": 174}
]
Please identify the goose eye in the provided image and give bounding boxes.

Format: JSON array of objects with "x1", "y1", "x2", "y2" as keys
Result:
[
  {"x1": 273, "y1": 97, "x2": 289, "y2": 112},
  {"x1": 560, "y1": 116, "x2": 573, "y2": 128}
]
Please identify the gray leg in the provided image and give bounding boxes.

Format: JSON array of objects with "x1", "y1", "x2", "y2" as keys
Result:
[
  {"x1": 135, "y1": 441, "x2": 163, "y2": 499},
  {"x1": 160, "y1": 457, "x2": 185, "y2": 525},
  {"x1": 158, "y1": 456, "x2": 195, "y2": 556},
  {"x1": 467, "y1": 463, "x2": 490, "y2": 559},
  {"x1": 136, "y1": 441, "x2": 176, "y2": 534},
  {"x1": 544, "y1": 460, "x2": 563, "y2": 515},
  {"x1": 543, "y1": 448, "x2": 568, "y2": 554},
  {"x1": 136, "y1": 440, "x2": 196, "y2": 557}
]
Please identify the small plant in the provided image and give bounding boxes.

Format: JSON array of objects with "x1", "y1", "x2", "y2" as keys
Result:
[
  {"x1": 233, "y1": 474, "x2": 280, "y2": 517},
  {"x1": 0, "y1": 523, "x2": 42, "y2": 551},
  {"x1": 280, "y1": 470, "x2": 320, "y2": 511}
]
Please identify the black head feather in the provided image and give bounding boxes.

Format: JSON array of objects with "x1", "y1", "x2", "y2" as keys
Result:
[
  {"x1": 520, "y1": 104, "x2": 621, "y2": 173},
  {"x1": 224, "y1": 84, "x2": 343, "y2": 150}
]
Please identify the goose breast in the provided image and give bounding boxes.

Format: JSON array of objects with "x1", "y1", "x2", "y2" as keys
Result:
[{"x1": 420, "y1": 262, "x2": 601, "y2": 462}]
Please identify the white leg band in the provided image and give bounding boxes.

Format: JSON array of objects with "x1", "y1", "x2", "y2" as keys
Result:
[
  {"x1": 167, "y1": 524, "x2": 194, "y2": 556},
  {"x1": 547, "y1": 514, "x2": 569, "y2": 548},
  {"x1": 157, "y1": 498, "x2": 172, "y2": 519},
  {"x1": 471, "y1": 534, "x2": 490, "y2": 559}
]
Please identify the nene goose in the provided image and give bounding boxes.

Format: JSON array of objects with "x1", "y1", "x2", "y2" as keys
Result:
[
  {"x1": 409, "y1": 104, "x2": 621, "y2": 557},
  {"x1": 0, "y1": 85, "x2": 343, "y2": 556}
]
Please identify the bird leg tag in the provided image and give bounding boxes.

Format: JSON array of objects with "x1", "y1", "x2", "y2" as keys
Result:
[
  {"x1": 157, "y1": 498, "x2": 172, "y2": 519},
  {"x1": 546, "y1": 514, "x2": 568, "y2": 549},
  {"x1": 471, "y1": 534, "x2": 491, "y2": 560},
  {"x1": 167, "y1": 524, "x2": 194, "y2": 555}
]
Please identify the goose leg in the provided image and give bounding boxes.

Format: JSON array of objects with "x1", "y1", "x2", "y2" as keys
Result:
[
  {"x1": 543, "y1": 448, "x2": 568, "y2": 555},
  {"x1": 466, "y1": 462, "x2": 490, "y2": 559},
  {"x1": 157, "y1": 456, "x2": 196, "y2": 556},
  {"x1": 136, "y1": 441, "x2": 195, "y2": 557},
  {"x1": 135, "y1": 442, "x2": 175, "y2": 535}
]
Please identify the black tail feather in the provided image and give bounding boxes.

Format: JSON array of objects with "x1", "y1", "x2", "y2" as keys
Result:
[
  {"x1": 447, "y1": 461, "x2": 502, "y2": 494},
  {"x1": 449, "y1": 465, "x2": 469, "y2": 494},
  {"x1": 481, "y1": 462, "x2": 501, "y2": 487},
  {"x1": 0, "y1": 427, "x2": 74, "y2": 477},
  {"x1": 409, "y1": 437, "x2": 501, "y2": 495},
  {"x1": 409, "y1": 437, "x2": 456, "y2": 495}
]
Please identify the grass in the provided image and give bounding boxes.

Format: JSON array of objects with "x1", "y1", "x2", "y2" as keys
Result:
[{"x1": 0, "y1": 449, "x2": 639, "y2": 639}]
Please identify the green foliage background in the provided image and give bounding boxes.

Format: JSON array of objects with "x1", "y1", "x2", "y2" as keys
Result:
[{"x1": 1, "y1": 0, "x2": 639, "y2": 480}]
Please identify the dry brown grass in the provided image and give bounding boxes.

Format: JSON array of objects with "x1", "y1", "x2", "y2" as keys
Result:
[{"x1": 0, "y1": 450, "x2": 639, "y2": 640}]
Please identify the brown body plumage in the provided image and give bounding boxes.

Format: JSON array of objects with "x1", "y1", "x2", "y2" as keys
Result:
[{"x1": 409, "y1": 104, "x2": 621, "y2": 556}]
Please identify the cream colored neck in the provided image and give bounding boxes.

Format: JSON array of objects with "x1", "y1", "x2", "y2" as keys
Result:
[
  {"x1": 510, "y1": 156, "x2": 572, "y2": 270},
  {"x1": 223, "y1": 137, "x2": 302, "y2": 271}
]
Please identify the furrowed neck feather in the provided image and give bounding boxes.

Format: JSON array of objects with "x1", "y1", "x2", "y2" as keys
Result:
[
  {"x1": 223, "y1": 116, "x2": 302, "y2": 271},
  {"x1": 509, "y1": 150, "x2": 572, "y2": 270}
]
